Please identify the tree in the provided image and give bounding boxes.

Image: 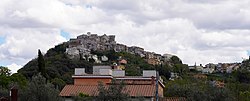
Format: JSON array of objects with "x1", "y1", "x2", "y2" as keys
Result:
[
  {"x1": 10, "y1": 73, "x2": 28, "y2": 88},
  {"x1": 0, "y1": 67, "x2": 28, "y2": 97},
  {"x1": 155, "y1": 65, "x2": 171, "y2": 80},
  {"x1": 125, "y1": 65, "x2": 141, "y2": 76},
  {"x1": 19, "y1": 73, "x2": 62, "y2": 101},
  {"x1": 170, "y1": 56, "x2": 182, "y2": 64},
  {"x1": 173, "y1": 64, "x2": 189, "y2": 76},
  {"x1": 0, "y1": 66, "x2": 11, "y2": 76},
  {"x1": 96, "y1": 80, "x2": 129, "y2": 101},
  {"x1": 0, "y1": 67, "x2": 11, "y2": 88},
  {"x1": 38, "y1": 49, "x2": 46, "y2": 79},
  {"x1": 73, "y1": 93, "x2": 93, "y2": 101},
  {"x1": 0, "y1": 86, "x2": 9, "y2": 97},
  {"x1": 235, "y1": 70, "x2": 250, "y2": 83},
  {"x1": 51, "y1": 78, "x2": 66, "y2": 90},
  {"x1": 239, "y1": 91, "x2": 250, "y2": 101},
  {"x1": 165, "y1": 79, "x2": 236, "y2": 101},
  {"x1": 234, "y1": 58, "x2": 250, "y2": 83}
]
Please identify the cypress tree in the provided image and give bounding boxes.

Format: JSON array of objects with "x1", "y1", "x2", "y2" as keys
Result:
[{"x1": 38, "y1": 49, "x2": 46, "y2": 78}]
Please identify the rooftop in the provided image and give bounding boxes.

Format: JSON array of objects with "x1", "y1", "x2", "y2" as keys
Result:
[{"x1": 59, "y1": 85, "x2": 163, "y2": 97}]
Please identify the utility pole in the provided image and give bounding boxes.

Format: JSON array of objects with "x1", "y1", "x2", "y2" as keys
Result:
[{"x1": 155, "y1": 71, "x2": 159, "y2": 101}]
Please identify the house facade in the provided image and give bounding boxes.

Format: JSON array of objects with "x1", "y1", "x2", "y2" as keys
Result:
[{"x1": 59, "y1": 67, "x2": 165, "y2": 101}]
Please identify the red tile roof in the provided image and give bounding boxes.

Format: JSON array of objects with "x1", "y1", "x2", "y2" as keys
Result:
[
  {"x1": 60, "y1": 85, "x2": 98, "y2": 96},
  {"x1": 119, "y1": 59, "x2": 127, "y2": 64},
  {"x1": 60, "y1": 85, "x2": 163, "y2": 97}
]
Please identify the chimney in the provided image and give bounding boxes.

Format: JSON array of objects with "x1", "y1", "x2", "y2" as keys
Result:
[
  {"x1": 151, "y1": 76, "x2": 155, "y2": 85},
  {"x1": 10, "y1": 86, "x2": 18, "y2": 101},
  {"x1": 75, "y1": 68, "x2": 85, "y2": 75}
]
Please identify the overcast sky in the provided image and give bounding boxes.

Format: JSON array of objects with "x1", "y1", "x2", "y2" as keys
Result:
[{"x1": 1, "y1": 0, "x2": 250, "y2": 73}]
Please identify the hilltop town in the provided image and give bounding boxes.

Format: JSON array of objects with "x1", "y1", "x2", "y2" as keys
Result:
[
  {"x1": 66, "y1": 32, "x2": 174, "y2": 66},
  {"x1": 65, "y1": 32, "x2": 242, "y2": 75}
]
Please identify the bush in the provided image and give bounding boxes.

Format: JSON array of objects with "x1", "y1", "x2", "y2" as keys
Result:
[{"x1": 19, "y1": 74, "x2": 62, "y2": 101}]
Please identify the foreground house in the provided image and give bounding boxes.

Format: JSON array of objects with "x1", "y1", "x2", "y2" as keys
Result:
[{"x1": 59, "y1": 67, "x2": 165, "y2": 101}]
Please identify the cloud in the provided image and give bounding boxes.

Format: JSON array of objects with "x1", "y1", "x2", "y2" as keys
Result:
[
  {"x1": 66, "y1": 16, "x2": 250, "y2": 65},
  {"x1": 77, "y1": 0, "x2": 250, "y2": 30},
  {"x1": 0, "y1": 0, "x2": 250, "y2": 73},
  {"x1": 7, "y1": 63, "x2": 22, "y2": 73},
  {"x1": 0, "y1": 27, "x2": 67, "y2": 72}
]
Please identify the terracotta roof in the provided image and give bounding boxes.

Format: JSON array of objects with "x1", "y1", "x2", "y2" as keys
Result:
[
  {"x1": 60, "y1": 85, "x2": 162, "y2": 97},
  {"x1": 60, "y1": 85, "x2": 98, "y2": 96},
  {"x1": 119, "y1": 59, "x2": 127, "y2": 64}
]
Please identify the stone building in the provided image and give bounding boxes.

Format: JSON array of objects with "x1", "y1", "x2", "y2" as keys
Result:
[
  {"x1": 128, "y1": 46, "x2": 145, "y2": 57},
  {"x1": 65, "y1": 32, "x2": 175, "y2": 66},
  {"x1": 66, "y1": 32, "x2": 116, "y2": 59},
  {"x1": 114, "y1": 43, "x2": 128, "y2": 52}
]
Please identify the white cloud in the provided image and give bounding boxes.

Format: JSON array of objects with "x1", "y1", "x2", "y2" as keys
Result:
[
  {"x1": 1, "y1": 0, "x2": 250, "y2": 72},
  {"x1": 0, "y1": 27, "x2": 67, "y2": 72},
  {"x1": 7, "y1": 63, "x2": 22, "y2": 73}
]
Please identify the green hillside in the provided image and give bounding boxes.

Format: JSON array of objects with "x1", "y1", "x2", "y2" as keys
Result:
[
  {"x1": 18, "y1": 43, "x2": 90, "y2": 84},
  {"x1": 3, "y1": 42, "x2": 249, "y2": 100},
  {"x1": 18, "y1": 41, "x2": 187, "y2": 85},
  {"x1": 18, "y1": 43, "x2": 170, "y2": 84}
]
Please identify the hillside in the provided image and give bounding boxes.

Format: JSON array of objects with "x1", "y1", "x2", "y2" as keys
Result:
[
  {"x1": 6, "y1": 33, "x2": 249, "y2": 100},
  {"x1": 18, "y1": 33, "x2": 185, "y2": 85}
]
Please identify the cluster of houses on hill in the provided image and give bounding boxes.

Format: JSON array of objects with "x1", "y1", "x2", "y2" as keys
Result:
[
  {"x1": 65, "y1": 32, "x2": 174, "y2": 65},
  {"x1": 188, "y1": 62, "x2": 241, "y2": 74}
]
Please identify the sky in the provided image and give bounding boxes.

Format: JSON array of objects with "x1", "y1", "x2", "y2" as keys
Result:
[{"x1": 1, "y1": 0, "x2": 250, "y2": 73}]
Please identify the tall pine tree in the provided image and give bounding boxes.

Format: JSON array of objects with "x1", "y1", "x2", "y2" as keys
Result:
[{"x1": 38, "y1": 49, "x2": 46, "y2": 79}]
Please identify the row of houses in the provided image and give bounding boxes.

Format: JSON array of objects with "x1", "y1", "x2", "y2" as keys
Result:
[
  {"x1": 66, "y1": 32, "x2": 174, "y2": 65},
  {"x1": 189, "y1": 63, "x2": 241, "y2": 74}
]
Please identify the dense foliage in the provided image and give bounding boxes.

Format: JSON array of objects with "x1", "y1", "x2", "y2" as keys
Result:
[
  {"x1": 163, "y1": 58, "x2": 250, "y2": 101},
  {"x1": 96, "y1": 80, "x2": 129, "y2": 101},
  {"x1": 0, "y1": 67, "x2": 28, "y2": 97},
  {"x1": 165, "y1": 77, "x2": 235, "y2": 101},
  {"x1": 18, "y1": 43, "x2": 158, "y2": 84},
  {"x1": 18, "y1": 43, "x2": 93, "y2": 84},
  {"x1": 19, "y1": 73, "x2": 61, "y2": 101}
]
